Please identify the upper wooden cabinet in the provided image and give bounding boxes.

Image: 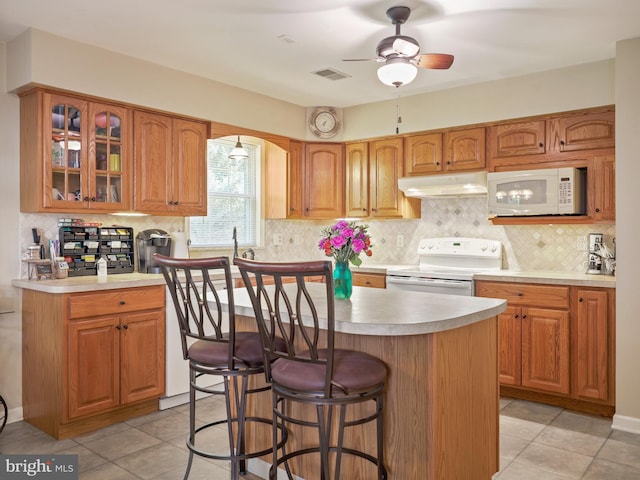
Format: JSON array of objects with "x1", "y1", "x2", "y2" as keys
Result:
[
  {"x1": 264, "y1": 140, "x2": 344, "y2": 219},
  {"x1": 404, "y1": 127, "x2": 485, "y2": 176},
  {"x1": 488, "y1": 120, "x2": 546, "y2": 160},
  {"x1": 590, "y1": 154, "x2": 616, "y2": 223},
  {"x1": 133, "y1": 111, "x2": 207, "y2": 216},
  {"x1": 488, "y1": 108, "x2": 615, "y2": 169},
  {"x1": 20, "y1": 89, "x2": 132, "y2": 213},
  {"x1": 404, "y1": 132, "x2": 443, "y2": 175},
  {"x1": 302, "y1": 143, "x2": 345, "y2": 219},
  {"x1": 347, "y1": 139, "x2": 420, "y2": 219}
]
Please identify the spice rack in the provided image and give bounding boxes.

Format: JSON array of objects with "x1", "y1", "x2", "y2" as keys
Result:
[{"x1": 59, "y1": 226, "x2": 134, "y2": 276}]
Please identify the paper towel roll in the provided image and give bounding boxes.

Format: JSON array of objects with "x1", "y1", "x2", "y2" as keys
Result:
[{"x1": 171, "y1": 231, "x2": 190, "y2": 258}]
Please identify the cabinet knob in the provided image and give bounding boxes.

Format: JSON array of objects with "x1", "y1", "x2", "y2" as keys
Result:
[
  {"x1": 174, "y1": 201, "x2": 179, "y2": 205},
  {"x1": 579, "y1": 297, "x2": 583, "y2": 302},
  {"x1": 168, "y1": 200, "x2": 174, "y2": 206},
  {"x1": 91, "y1": 197, "x2": 96, "y2": 202},
  {"x1": 522, "y1": 314, "x2": 527, "y2": 319},
  {"x1": 539, "y1": 142, "x2": 544, "y2": 148},
  {"x1": 119, "y1": 300, "x2": 125, "y2": 305},
  {"x1": 116, "y1": 325, "x2": 121, "y2": 330},
  {"x1": 446, "y1": 161, "x2": 451, "y2": 165},
  {"x1": 517, "y1": 292, "x2": 523, "y2": 296},
  {"x1": 560, "y1": 140, "x2": 565, "y2": 146},
  {"x1": 514, "y1": 314, "x2": 519, "y2": 319},
  {"x1": 436, "y1": 162, "x2": 440, "y2": 166},
  {"x1": 372, "y1": 208, "x2": 377, "y2": 212},
  {"x1": 83, "y1": 196, "x2": 89, "y2": 201},
  {"x1": 595, "y1": 208, "x2": 600, "y2": 213},
  {"x1": 290, "y1": 207, "x2": 295, "y2": 211},
  {"x1": 123, "y1": 324, "x2": 129, "y2": 330},
  {"x1": 362, "y1": 208, "x2": 366, "y2": 212}
]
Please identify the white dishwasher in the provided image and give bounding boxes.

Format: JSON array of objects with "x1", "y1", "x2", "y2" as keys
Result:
[{"x1": 160, "y1": 281, "x2": 228, "y2": 409}]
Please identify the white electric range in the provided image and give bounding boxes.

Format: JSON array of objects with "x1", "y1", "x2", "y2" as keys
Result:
[{"x1": 386, "y1": 237, "x2": 503, "y2": 296}]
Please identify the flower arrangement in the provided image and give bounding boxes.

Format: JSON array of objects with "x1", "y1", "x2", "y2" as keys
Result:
[{"x1": 318, "y1": 220, "x2": 373, "y2": 267}]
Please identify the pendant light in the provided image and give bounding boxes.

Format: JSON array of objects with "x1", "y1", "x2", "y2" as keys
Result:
[{"x1": 228, "y1": 136, "x2": 248, "y2": 160}]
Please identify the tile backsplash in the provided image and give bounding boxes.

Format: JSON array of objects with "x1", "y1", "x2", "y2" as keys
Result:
[{"x1": 19, "y1": 197, "x2": 616, "y2": 278}]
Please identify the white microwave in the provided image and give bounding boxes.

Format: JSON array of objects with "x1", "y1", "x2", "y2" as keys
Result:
[{"x1": 487, "y1": 167, "x2": 586, "y2": 216}]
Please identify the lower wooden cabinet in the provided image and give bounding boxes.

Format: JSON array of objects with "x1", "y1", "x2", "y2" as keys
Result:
[
  {"x1": 22, "y1": 285, "x2": 166, "y2": 439},
  {"x1": 352, "y1": 272, "x2": 386, "y2": 289},
  {"x1": 476, "y1": 280, "x2": 614, "y2": 416}
]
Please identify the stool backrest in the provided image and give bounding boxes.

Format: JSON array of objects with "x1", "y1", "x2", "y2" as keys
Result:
[
  {"x1": 234, "y1": 259, "x2": 336, "y2": 395},
  {"x1": 154, "y1": 254, "x2": 237, "y2": 367}
]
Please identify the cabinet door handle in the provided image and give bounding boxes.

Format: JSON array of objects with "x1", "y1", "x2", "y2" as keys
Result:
[
  {"x1": 168, "y1": 200, "x2": 174, "y2": 206},
  {"x1": 446, "y1": 161, "x2": 451, "y2": 165},
  {"x1": 119, "y1": 300, "x2": 125, "y2": 305},
  {"x1": 174, "y1": 201, "x2": 179, "y2": 205},
  {"x1": 116, "y1": 325, "x2": 121, "y2": 330},
  {"x1": 579, "y1": 297, "x2": 583, "y2": 302},
  {"x1": 517, "y1": 292, "x2": 523, "y2": 296},
  {"x1": 83, "y1": 196, "x2": 89, "y2": 202},
  {"x1": 436, "y1": 161, "x2": 440, "y2": 166},
  {"x1": 539, "y1": 142, "x2": 544, "y2": 148},
  {"x1": 123, "y1": 324, "x2": 129, "y2": 329},
  {"x1": 595, "y1": 208, "x2": 600, "y2": 213},
  {"x1": 91, "y1": 197, "x2": 96, "y2": 202},
  {"x1": 514, "y1": 314, "x2": 519, "y2": 319},
  {"x1": 522, "y1": 314, "x2": 527, "y2": 319},
  {"x1": 560, "y1": 140, "x2": 565, "y2": 146}
]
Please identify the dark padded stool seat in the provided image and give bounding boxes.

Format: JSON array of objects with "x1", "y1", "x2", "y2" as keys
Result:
[{"x1": 272, "y1": 349, "x2": 387, "y2": 395}]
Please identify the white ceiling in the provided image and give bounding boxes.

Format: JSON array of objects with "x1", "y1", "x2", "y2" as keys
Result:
[{"x1": 1, "y1": 0, "x2": 640, "y2": 108}]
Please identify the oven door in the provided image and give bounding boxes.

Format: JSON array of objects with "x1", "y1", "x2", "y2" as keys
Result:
[{"x1": 386, "y1": 275, "x2": 474, "y2": 296}]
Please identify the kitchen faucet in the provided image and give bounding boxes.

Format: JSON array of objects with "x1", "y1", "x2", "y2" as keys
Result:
[{"x1": 232, "y1": 226, "x2": 239, "y2": 258}]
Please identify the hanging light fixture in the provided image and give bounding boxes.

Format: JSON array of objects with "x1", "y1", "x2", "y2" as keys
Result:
[
  {"x1": 377, "y1": 57, "x2": 418, "y2": 87},
  {"x1": 228, "y1": 136, "x2": 248, "y2": 160}
]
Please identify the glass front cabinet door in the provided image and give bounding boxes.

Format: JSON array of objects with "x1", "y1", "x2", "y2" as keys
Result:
[{"x1": 36, "y1": 92, "x2": 131, "y2": 212}]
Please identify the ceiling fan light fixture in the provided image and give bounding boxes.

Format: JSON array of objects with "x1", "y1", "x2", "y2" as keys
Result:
[
  {"x1": 377, "y1": 58, "x2": 418, "y2": 87},
  {"x1": 228, "y1": 136, "x2": 249, "y2": 160}
]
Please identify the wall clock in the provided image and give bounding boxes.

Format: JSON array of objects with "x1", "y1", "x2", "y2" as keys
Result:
[{"x1": 309, "y1": 107, "x2": 341, "y2": 139}]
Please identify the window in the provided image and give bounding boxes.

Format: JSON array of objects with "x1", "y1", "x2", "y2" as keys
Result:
[{"x1": 188, "y1": 137, "x2": 261, "y2": 248}]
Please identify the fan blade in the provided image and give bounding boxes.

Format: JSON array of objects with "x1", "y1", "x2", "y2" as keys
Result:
[
  {"x1": 416, "y1": 53, "x2": 454, "y2": 69},
  {"x1": 343, "y1": 58, "x2": 385, "y2": 62}
]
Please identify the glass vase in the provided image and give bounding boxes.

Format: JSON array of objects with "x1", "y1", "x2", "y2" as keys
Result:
[{"x1": 333, "y1": 260, "x2": 353, "y2": 299}]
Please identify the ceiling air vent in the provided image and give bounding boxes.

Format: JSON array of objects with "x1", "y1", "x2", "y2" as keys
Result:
[{"x1": 312, "y1": 68, "x2": 351, "y2": 81}]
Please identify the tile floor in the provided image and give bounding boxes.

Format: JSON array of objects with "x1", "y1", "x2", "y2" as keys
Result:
[{"x1": 1, "y1": 396, "x2": 639, "y2": 479}]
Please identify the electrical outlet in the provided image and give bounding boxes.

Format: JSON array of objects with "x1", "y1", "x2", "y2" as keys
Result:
[
  {"x1": 577, "y1": 235, "x2": 588, "y2": 252},
  {"x1": 272, "y1": 234, "x2": 283, "y2": 246},
  {"x1": 396, "y1": 234, "x2": 404, "y2": 247}
]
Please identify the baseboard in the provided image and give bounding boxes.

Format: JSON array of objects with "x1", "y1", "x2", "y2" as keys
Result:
[
  {"x1": 612, "y1": 413, "x2": 640, "y2": 434},
  {"x1": 248, "y1": 458, "x2": 304, "y2": 480},
  {"x1": 6, "y1": 406, "x2": 24, "y2": 424}
]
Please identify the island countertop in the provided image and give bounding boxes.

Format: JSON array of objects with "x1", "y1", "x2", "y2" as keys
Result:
[{"x1": 231, "y1": 283, "x2": 506, "y2": 336}]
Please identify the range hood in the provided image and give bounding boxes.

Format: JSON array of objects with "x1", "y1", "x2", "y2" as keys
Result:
[{"x1": 398, "y1": 171, "x2": 488, "y2": 197}]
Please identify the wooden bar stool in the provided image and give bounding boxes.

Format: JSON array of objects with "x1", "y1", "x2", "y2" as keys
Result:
[
  {"x1": 154, "y1": 254, "x2": 286, "y2": 480},
  {"x1": 234, "y1": 258, "x2": 388, "y2": 480}
]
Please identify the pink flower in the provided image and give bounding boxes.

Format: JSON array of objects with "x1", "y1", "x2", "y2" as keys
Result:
[
  {"x1": 352, "y1": 238, "x2": 365, "y2": 253},
  {"x1": 331, "y1": 235, "x2": 347, "y2": 249}
]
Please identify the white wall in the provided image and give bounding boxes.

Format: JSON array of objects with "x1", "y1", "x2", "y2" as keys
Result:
[
  {"x1": 613, "y1": 38, "x2": 640, "y2": 432},
  {"x1": 0, "y1": 43, "x2": 23, "y2": 416},
  {"x1": 344, "y1": 60, "x2": 615, "y2": 139}
]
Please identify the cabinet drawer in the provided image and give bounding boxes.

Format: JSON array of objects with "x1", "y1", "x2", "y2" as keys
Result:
[
  {"x1": 352, "y1": 273, "x2": 386, "y2": 289},
  {"x1": 475, "y1": 281, "x2": 569, "y2": 309},
  {"x1": 68, "y1": 286, "x2": 165, "y2": 319}
]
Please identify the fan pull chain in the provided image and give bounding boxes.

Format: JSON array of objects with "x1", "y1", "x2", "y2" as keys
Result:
[{"x1": 396, "y1": 93, "x2": 402, "y2": 134}]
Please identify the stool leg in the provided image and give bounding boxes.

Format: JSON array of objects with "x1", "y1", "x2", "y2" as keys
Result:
[
  {"x1": 183, "y1": 367, "x2": 197, "y2": 480},
  {"x1": 376, "y1": 396, "x2": 386, "y2": 480},
  {"x1": 334, "y1": 404, "x2": 347, "y2": 480}
]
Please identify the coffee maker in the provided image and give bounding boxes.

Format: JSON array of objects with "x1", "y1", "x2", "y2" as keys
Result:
[
  {"x1": 136, "y1": 229, "x2": 172, "y2": 273},
  {"x1": 586, "y1": 233, "x2": 604, "y2": 275}
]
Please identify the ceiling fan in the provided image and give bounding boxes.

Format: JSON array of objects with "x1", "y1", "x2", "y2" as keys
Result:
[{"x1": 344, "y1": 5, "x2": 454, "y2": 87}]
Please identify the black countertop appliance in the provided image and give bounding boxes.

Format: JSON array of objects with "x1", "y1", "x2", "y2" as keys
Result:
[{"x1": 136, "y1": 229, "x2": 171, "y2": 274}]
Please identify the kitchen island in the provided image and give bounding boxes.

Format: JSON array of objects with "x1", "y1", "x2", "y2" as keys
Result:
[{"x1": 230, "y1": 284, "x2": 507, "y2": 480}]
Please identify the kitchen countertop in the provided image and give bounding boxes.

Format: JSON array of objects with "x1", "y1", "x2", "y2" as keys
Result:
[
  {"x1": 474, "y1": 270, "x2": 616, "y2": 288},
  {"x1": 11, "y1": 265, "x2": 616, "y2": 293},
  {"x1": 232, "y1": 282, "x2": 506, "y2": 336}
]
